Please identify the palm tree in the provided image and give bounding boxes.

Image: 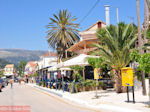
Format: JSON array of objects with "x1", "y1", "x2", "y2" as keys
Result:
[
  {"x1": 46, "y1": 10, "x2": 80, "y2": 61},
  {"x1": 96, "y1": 23, "x2": 137, "y2": 93}
]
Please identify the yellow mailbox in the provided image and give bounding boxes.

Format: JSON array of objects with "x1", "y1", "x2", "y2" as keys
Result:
[{"x1": 121, "y1": 67, "x2": 134, "y2": 86}]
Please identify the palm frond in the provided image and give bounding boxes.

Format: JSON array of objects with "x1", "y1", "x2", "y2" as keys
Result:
[{"x1": 95, "y1": 22, "x2": 137, "y2": 70}]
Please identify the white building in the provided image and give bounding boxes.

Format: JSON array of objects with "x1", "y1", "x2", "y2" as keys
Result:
[
  {"x1": 37, "y1": 52, "x2": 57, "y2": 70},
  {"x1": 4, "y1": 64, "x2": 15, "y2": 76},
  {"x1": 24, "y1": 61, "x2": 38, "y2": 76}
]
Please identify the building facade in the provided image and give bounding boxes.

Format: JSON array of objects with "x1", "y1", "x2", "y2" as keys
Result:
[
  {"x1": 67, "y1": 21, "x2": 106, "y2": 54},
  {"x1": 4, "y1": 64, "x2": 15, "y2": 77},
  {"x1": 24, "y1": 61, "x2": 38, "y2": 76},
  {"x1": 37, "y1": 52, "x2": 57, "y2": 70}
]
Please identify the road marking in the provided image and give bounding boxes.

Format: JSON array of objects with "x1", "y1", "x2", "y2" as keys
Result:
[
  {"x1": 0, "y1": 106, "x2": 31, "y2": 112},
  {"x1": 28, "y1": 86, "x2": 101, "y2": 112}
]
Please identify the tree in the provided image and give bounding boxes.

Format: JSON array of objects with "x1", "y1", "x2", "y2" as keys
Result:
[
  {"x1": 69, "y1": 65, "x2": 84, "y2": 93},
  {"x1": 87, "y1": 57, "x2": 104, "y2": 69},
  {"x1": 0, "y1": 59, "x2": 10, "y2": 69},
  {"x1": 130, "y1": 50, "x2": 141, "y2": 62},
  {"x1": 70, "y1": 65, "x2": 84, "y2": 82},
  {"x1": 0, "y1": 70, "x2": 4, "y2": 78},
  {"x1": 87, "y1": 57, "x2": 105, "y2": 98},
  {"x1": 139, "y1": 53, "x2": 150, "y2": 74},
  {"x1": 138, "y1": 53, "x2": 150, "y2": 103},
  {"x1": 30, "y1": 72, "x2": 38, "y2": 78},
  {"x1": 46, "y1": 10, "x2": 80, "y2": 61},
  {"x1": 96, "y1": 23, "x2": 137, "y2": 93},
  {"x1": 17, "y1": 61, "x2": 27, "y2": 77},
  {"x1": 87, "y1": 57, "x2": 105, "y2": 80}
]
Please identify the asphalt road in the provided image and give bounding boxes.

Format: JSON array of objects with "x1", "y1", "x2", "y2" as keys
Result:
[{"x1": 0, "y1": 83, "x2": 100, "y2": 112}]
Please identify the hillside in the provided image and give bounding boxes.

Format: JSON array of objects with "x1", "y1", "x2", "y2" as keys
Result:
[
  {"x1": 0, "y1": 58, "x2": 10, "y2": 69},
  {"x1": 0, "y1": 49, "x2": 46, "y2": 64}
]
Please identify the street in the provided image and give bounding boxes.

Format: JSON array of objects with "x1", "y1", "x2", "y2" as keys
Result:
[{"x1": 0, "y1": 83, "x2": 99, "y2": 112}]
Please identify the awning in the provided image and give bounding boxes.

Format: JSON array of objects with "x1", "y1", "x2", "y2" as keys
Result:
[
  {"x1": 48, "y1": 63, "x2": 63, "y2": 71},
  {"x1": 60, "y1": 67, "x2": 71, "y2": 71},
  {"x1": 62, "y1": 54, "x2": 99, "y2": 67},
  {"x1": 48, "y1": 54, "x2": 99, "y2": 70},
  {"x1": 48, "y1": 66, "x2": 57, "y2": 71},
  {"x1": 4, "y1": 73, "x2": 14, "y2": 76}
]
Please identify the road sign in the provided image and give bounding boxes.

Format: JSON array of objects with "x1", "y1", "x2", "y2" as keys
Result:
[
  {"x1": 94, "y1": 68, "x2": 99, "y2": 79},
  {"x1": 121, "y1": 67, "x2": 134, "y2": 86}
]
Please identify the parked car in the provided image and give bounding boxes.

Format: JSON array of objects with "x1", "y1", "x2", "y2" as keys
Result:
[
  {"x1": 0, "y1": 78, "x2": 4, "y2": 92},
  {"x1": 1, "y1": 78, "x2": 9, "y2": 87},
  {"x1": 3, "y1": 78, "x2": 9, "y2": 86},
  {"x1": 0, "y1": 84, "x2": 2, "y2": 92},
  {"x1": 0, "y1": 78, "x2": 6, "y2": 88}
]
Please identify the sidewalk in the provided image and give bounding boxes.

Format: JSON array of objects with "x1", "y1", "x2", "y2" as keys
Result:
[{"x1": 28, "y1": 83, "x2": 150, "y2": 112}]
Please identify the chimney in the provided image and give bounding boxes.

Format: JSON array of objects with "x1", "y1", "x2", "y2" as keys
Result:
[{"x1": 104, "y1": 5, "x2": 110, "y2": 26}]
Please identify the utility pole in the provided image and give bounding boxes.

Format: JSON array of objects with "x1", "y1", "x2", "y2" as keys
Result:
[
  {"x1": 136, "y1": 0, "x2": 147, "y2": 95},
  {"x1": 144, "y1": 0, "x2": 150, "y2": 104},
  {"x1": 144, "y1": 0, "x2": 150, "y2": 31},
  {"x1": 136, "y1": 0, "x2": 143, "y2": 49}
]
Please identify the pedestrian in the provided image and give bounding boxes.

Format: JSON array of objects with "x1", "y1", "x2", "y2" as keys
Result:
[
  {"x1": 19, "y1": 79, "x2": 22, "y2": 84},
  {"x1": 9, "y1": 79, "x2": 14, "y2": 89},
  {"x1": 26, "y1": 78, "x2": 29, "y2": 83}
]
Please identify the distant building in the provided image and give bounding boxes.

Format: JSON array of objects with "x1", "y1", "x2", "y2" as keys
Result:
[
  {"x1": 35, "y1": 52, "x2": 57, "y2": 81},
  {"x1": 4, "y1": 64, "x2": 15, "y2": 76},
  {"x1": 37, "y1": 52, "x2": 57, "y2": 70},
  {"x1": 24, "y1": 61, "x2": 38, "y2": 76}
]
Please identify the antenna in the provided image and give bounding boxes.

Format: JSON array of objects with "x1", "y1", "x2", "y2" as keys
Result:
[{"x1": 116, "y1": 8, "x2": 119, "y2": 23}]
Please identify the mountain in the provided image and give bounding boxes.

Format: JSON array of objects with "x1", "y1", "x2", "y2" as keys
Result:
[
  {"x1": 0, "y1": 49, "x2": 47, "y2": 65},
  {"x1": 0, "y1": 58, "x2": 10, "y2": 69}
]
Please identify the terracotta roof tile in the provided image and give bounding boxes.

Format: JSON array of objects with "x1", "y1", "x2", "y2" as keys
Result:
[
  {"x1": 42, "y1": 52, "x2": 57, "y2": 57},
  {"x1": 5, "y1": 64, "x2": 14, "y2": 68},
  {"x1": 27, "y1": 61, "x2": 37, "y2": 67}
]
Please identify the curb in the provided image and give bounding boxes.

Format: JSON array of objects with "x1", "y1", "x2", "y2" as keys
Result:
[
  {"x1": 28, "y1": 84, "x2": 63, "y2": 97},
  {"x1": 28, "y1": 84, "x2": 143, "y2": 112},
  {"x1": 33, "y1": 85, "x2": 63, "y2": 97}
]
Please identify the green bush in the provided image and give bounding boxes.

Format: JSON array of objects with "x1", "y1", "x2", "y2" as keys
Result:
[
  {"x1": 68, "y1": 82, "x2": 77, "y2": 93},
  {"x1": 39, "y1": 81, "x2": 46, "y2": 87},
  {"x1": 39, "y1": 81, "x2": 42, "y2": 86},
  {"x1": 69, "y1": 80, "x2": 105, "y2": 93}
]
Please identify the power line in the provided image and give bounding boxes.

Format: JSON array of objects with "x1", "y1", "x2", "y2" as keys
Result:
[{"x1": 79, "y1": 0, "x2": 100, "y2": 24}]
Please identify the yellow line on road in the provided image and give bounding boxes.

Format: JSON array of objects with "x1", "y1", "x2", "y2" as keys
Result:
[{"x1": 29, "y1": 86, "x2": 101, "y2": 112}]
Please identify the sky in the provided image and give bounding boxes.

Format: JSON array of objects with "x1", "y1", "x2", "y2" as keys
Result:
[{"x1": 0, "y1": 0, "x2": 144, "y2": 51}]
